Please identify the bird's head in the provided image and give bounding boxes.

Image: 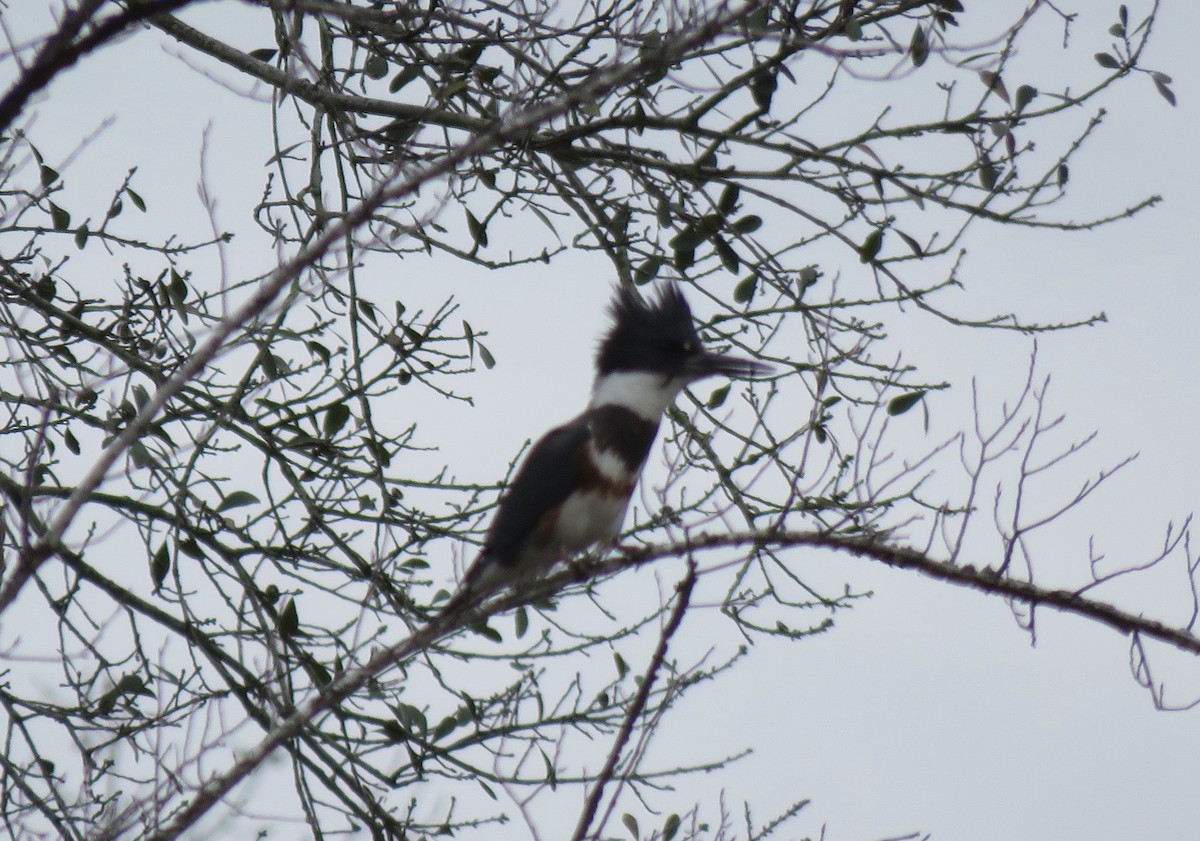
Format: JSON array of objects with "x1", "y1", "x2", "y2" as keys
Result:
[{"x1": 591, "y1": 284, "x2": 770, "y2": 417}]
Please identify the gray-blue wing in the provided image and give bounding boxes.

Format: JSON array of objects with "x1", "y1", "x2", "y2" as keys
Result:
[{"x1": 482, "y1": 417, "x2": 591, "y2": 570}]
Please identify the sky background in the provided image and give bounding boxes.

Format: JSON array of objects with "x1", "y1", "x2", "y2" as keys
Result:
[{"x1": 10, "y1": 1, "x2": 1200, "y2": 838}]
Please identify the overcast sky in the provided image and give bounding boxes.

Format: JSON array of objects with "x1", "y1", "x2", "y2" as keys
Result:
[{"x1": 11, "y1": 1, "x2": 1200, "y2": 839}]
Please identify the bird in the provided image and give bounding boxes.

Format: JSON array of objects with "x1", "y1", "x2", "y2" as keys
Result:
[{"x1": 448, "y1": 283, "x2": 770, "y2": 612}]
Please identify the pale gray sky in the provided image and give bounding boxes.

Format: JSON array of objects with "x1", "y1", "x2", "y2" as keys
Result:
[{"x1": 8, "y1": 1, "x2": 1200, "y2": 838}]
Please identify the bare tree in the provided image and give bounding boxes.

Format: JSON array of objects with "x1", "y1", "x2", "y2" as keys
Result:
[{"x1": 0, "y1": 0, "x2": 1187, "y2": 838}]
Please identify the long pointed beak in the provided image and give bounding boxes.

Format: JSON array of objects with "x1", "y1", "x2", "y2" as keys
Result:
[{"x1": 686, "y1": 349, "x2": 773, "y2": 381}]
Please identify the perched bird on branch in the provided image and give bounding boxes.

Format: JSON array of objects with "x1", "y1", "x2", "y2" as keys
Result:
[{"x1": 445, "y1": 283, "x2": 769, "y2": 614}]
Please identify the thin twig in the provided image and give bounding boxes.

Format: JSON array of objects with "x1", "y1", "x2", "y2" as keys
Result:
[{"x1": 571, "y1": 558, "x2": 698, "y2": 841}]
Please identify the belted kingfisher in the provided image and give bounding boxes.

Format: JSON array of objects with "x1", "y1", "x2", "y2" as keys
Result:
[{"x1": 451, "y1": 283, "x2": 769, "y2": 610}]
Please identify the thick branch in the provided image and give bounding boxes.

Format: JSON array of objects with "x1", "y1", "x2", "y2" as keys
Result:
[{"x1": 0, "y1": 0, "x2": 195, "y2": 133}]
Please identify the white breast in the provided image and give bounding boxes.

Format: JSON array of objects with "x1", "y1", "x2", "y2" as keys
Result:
[{"x1": 554, "y1": 490, "x2": 631, "y2": 552}]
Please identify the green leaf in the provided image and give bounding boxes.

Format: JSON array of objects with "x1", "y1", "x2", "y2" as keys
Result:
[
  {"x1": 324, "y1": 402, "x2": 351, "y2": 438},
  {"x1": 731, "y1": 215, "x2": 762, "y2": 234},
  {"x1": 896, "y1": 230, "x2": 924, "y2": 256},
  {"x1": 694, "y1": 213, "x2": 722, "y2": 237},
  {"x1": 733, "y1": 275, "x2": 756, "y2": 304},
  {"x1": 466, "y1": 209, "x2": 488, "y2": 248},
  {"x1": 473, "y1": 623, "x2": 503, "y2": 642},
  {"x1": 542, "y1": 748, "x2": 558, "y2": 790},
  {"x1": 477, "y1": 342, "x2": 495, "y2": 369},
  {"x1": 672, "y1": 243, "x2": 695, "y2": 272},
  {"x1": 368, "y1": 439, "x2": 393, "y2": 469},
  {"x1": 909, "y1": 25, "x2": 928, "y2": 67},
  {"x1": 639, "y1": 31, "x2": 662, "y2": 62},
  {"x1": 714, "y1": 236, "x2": 740, "y2": 272},
  {"x1": 451, "y1": 42, "x2": 485, "y2": 70},
  {"x1": 887, "y1": 391, "x2": 926, "y2": 416},
  {"x1": 463, "y1": 319, "x2": 475, "y2": 357},
  {"x1": 132, "y1": 383, "x2": 151, "y2": 409},
  {"x1": 73, "y1": 224, "x2": 89, "y2": 249},
  {"x1": 1014, "y1": 84, "x2": 1038, "y2": 112},
  {"x1": 126, "y1": 187, "x2": 146, "y2": 211},
  {"x1": 798, "y1": 266, "x2": 819, "y2": 291},
  {"x1": 744, "y1": 6, "x2": 769, "y2": 35},
  {"x1": 179, "y1": 538, "x2": 205, "y2": 560},
  {"x1": 40, "y1": 164, "x2": 59, "y2": 188},
  {"x1": 250, "y1": 47, "x2": 277, "y2": 62},
  {"x1": 844, "y1": 18, "x2": 863, "y2": 41},
  {"x1": 515, "y1": 606, "x2": 528, "y2": 638},
  {"x1": 115, "y1": 674, "x2": 149, "y2": 696},
  {"x1": 979, "y1": 71, "x2": 1009, "y2": 103},
  {"x1": 306, "y1": 340, "x2": 331, "y2": 364},
  {"x1": 364, "y1": 54, "x2": 389, "y2": 79},
  {"x1": 476, "y1": 64, "x2": 502, "y2": 88},
  {"x1": 151, "y1": 543, "x2": 170, "y2": 588},
  {"x1": 749, "y1": 66, "x2": 777, "y2": 112},
  {"x1": 669, "y1": 225, "x2": 705, "y2": 250},
  {"x1": 630, "y1": 100, "x2": 647, "y2": 135},
  {"x1": 858, "y1": 229, "x2": 884, "y2": 263},
  {"x1": 129, "y1": 441, "x2": 154, "y2": 469},
  {"x1": 301, "y1": 654, "x2": 331, "y2": 687},
  {"x1": 150, "y1": 423, "x2": 175, "y2": 448},
  {"x1": 622, "y1": 813, "x2": 640, "y2": 840},
  {"x1": 940, "y1": 119, "x2": 975, "y2": 135},
  {"x1": 717, "y1": 184, "x2": 740, "y2": 215},
  {"x1": 278, "y1": 598, "x2": 299, "y2": 638},
  {"x1": 169, "y1": 269, "x2": 187, "y2": 306},
  {"x1": 433, "y1": 715, "x2": 458, "y2": 741},
  {"x1": 384, "y1": 719, "x2": 413, "y2": 749},
  {"x1": 611, "y1": 205, "x2": 631, "y2": 235},
  {"x1": 1094, "y1": 52, "x2": 1120, "y2": 70},
  {"x1": 707, "y1": 384, "x2": 730, "y2": 409},
  {"x1": 390, "y1": 65, "x2": 422, "y2": 93},
  {"x1": 663, "y1": 814, "x2": 681, "y2": 841},
  {"x1": 441, "y1": 78, "x2": 469, "y2": 99},
  {"x1": 656, "y1": 197, "x2": 672, "y2": 228},
  {"x1": 1154, "y1": 77, "x2": 1176, "y2": 106},
  {"x1": 395, "y1": 702, "x2": 427, "y2": 733},
  {"x1": 979, "y1": 153, "x2": 998, "y2": 191},
  {"x1": 49, "y1": 202, "x2": 70, "y2": 231},
  {"x1": 95, "y1": 676, "x2": 147, "y2": 715},
  {"x1": 634, "y1": 255, "x2": 663, "y2": 286},
  {"x1": 63, "y1": 429, "x2": 80, "y2": 455},
  {"x1": 614, "y1": 651, "x2": 629, "y2": 678},
  {"x1": 218, "y1": 490, "x2": 260, "y2": 512}
]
